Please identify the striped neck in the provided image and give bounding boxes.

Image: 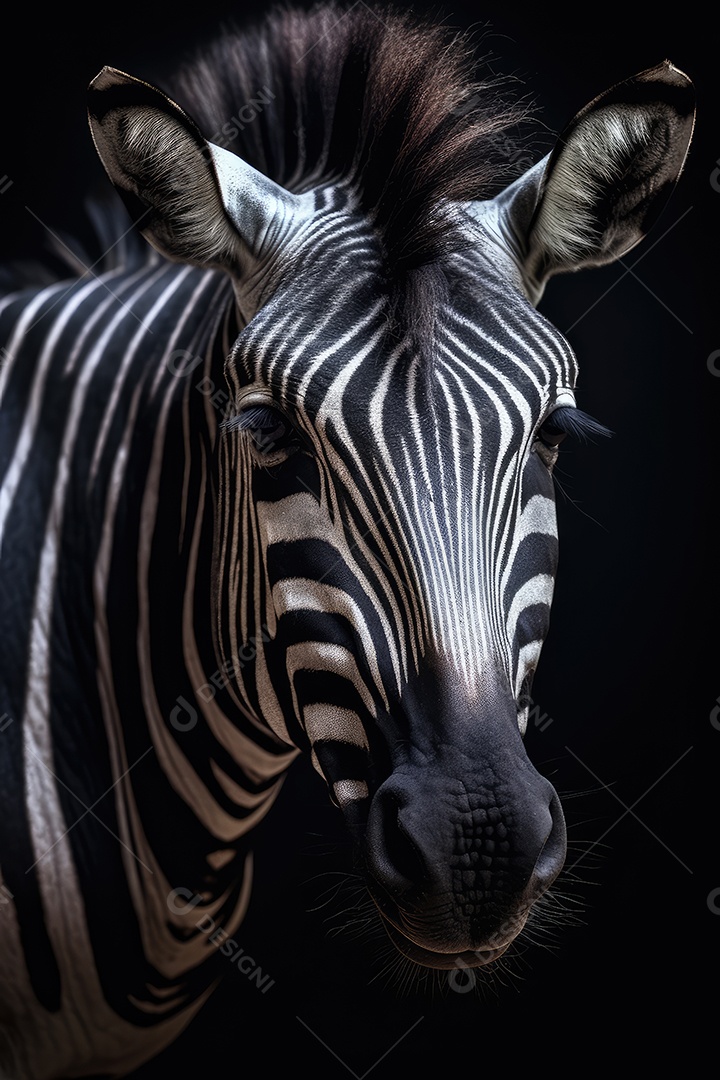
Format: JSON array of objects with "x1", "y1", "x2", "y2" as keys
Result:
[{"x1": 0, "y1": 251, "x2": 296, "y2": 1073}]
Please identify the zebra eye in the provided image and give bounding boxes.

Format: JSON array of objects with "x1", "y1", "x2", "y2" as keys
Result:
[
  {"x1": 535, "y1": 415, "x2": 566, "y2": 469},
  {"x1": 535, "y1": 406, "x2": 611, "y2": 468},
  {"x1": 538, "y1": 416, "x2": 568, "y2": 449},
  {"x1": 222, "y1": 404, "x2": 299, "y2": 463}
]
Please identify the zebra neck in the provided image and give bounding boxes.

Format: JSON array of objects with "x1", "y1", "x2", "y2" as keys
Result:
[
  {"x1": 0, "y1": 254, "x2": 300, "y2": 1076},
  {"x1": 84, "y1": 259, "x2": 296, "y2": 827}
]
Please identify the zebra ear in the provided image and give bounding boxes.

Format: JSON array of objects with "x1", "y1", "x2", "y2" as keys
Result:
[
  {"x1": 87, "y1": 67, "x2": 307, "y2": 276},
  {"x1": 491, "y1": 61, "x2": 695, "y2": 303}
]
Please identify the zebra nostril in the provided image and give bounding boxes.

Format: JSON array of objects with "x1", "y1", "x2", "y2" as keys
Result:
[
  {"x1": 366, "y1": 788, "x2": 427, "y2": 898},
  {"x1": 526, "y1": 791, "x2": 567, "y2": 899},
  {"x1": 386, "y1": 801, "x2": 428, "y2": 891}
]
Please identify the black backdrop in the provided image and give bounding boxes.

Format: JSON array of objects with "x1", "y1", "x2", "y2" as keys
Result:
[{"x1": 0, "y1": 2, "x2": 712, "y2": 1075}]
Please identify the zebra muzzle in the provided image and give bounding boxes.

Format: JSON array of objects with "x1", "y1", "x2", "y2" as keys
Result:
[{"x1": 358, "y1": 743, "x2": 567, "y2": 967}]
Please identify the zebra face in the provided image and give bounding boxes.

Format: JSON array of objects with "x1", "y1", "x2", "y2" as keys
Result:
[
  {"x1": 87, "y1": 51, "x2": 694, "y2": 973},
  {"x1": 215, "y1": 228, "x2": 575, "y2": 967}
]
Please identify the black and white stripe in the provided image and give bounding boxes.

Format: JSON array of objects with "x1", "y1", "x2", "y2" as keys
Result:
[
  {"x1": 0, "y1": 249, "x2": 298, "y2": 1075},
  {"x1": 0, "y1": 3, "x2": 695, "y2": 1076}
]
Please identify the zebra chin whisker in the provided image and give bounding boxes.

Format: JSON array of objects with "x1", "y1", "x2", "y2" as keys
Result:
[
  {"x1": 318, "y1": 887, "x2": 391, "y2": 951},
  {"x1": 297, "y1": 855, "x2": 378, "y2": 931},
  {"x1": 522, "y1": 888, "x2": 587, "y2": 942},
  {"x1": 369, "y1": 947, "x2": 445, "y2": 1000},
  {"x1": 376, "y1": 943, "x2": 529, "y2": 1004},
  {"x1": 537, "y1": 877, "x2": 591, "y2": 913},
  {"x1": 304, "y1": 873, "x2": 368, "y2": 916},
  {"x1": 304, "y1": 852, "x2": 561, "y2": 1000}
]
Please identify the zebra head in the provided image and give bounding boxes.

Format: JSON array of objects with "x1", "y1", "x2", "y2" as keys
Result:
[{"x1": 88, "y1": 11, "x2": 694, "y2": 972}]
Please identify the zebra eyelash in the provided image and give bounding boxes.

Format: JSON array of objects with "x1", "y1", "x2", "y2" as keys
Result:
[
  {"x1": 540, "y1": 406, "x2": 612, "y2": 443},
  {"x1": 220, "y1": 405, "x2": 287, "y2": 435}
]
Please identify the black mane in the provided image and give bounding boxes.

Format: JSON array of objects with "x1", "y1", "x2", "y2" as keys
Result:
[{"x1": 165, "y1": 2, "x2": 529, "y2": 279}]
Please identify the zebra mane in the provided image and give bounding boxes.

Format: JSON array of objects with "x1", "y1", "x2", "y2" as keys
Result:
[{"x1": 161, "y1": 2, "x2": 530, "y2": 337}]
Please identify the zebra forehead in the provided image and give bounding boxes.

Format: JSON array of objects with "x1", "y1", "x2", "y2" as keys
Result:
[{"x1": 225, "y1": 247, "x2": 577, "y2": 418}]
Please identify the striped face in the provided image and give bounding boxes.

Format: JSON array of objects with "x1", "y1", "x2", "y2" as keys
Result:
[
  {"x1": 85, "y1": 53, "x2": 694, "y2": 976},
  {"x1": 216, "y1": 199, "x2": 573, "y2": 966},
  {"x1": 0, "y1": 25, "x2": 695, "y2": 1080}
]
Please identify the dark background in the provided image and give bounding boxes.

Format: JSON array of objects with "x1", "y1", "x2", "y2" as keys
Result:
[{"x1": 0, "y1": 1, "x2": 712, "y2": 1074}]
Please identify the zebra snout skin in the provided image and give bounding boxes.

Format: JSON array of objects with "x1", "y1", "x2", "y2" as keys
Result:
[{"x1": 360, "y1": 745, "x2": 567, "y2": 969}]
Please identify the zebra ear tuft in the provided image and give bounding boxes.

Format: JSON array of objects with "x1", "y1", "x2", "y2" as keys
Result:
[
  {"x1": 87, "y1": 67, "x2": 307, "y2": 278},
  {"x1": 492, "y1": 60, "x2": 695, "y2": 303}
]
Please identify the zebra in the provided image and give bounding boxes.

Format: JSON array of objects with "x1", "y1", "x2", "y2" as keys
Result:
[{"x1": 0, "y1": 3, "x2": 695, "y2": 1076}]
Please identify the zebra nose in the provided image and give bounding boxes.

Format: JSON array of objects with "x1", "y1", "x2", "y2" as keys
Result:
[{"x1": 362, "y1": 770, "x2": 567, "y2": 919}]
